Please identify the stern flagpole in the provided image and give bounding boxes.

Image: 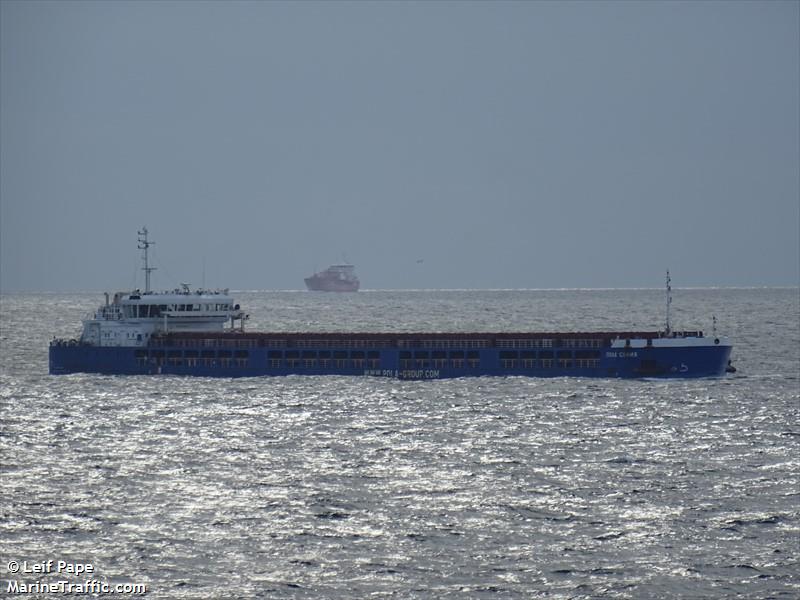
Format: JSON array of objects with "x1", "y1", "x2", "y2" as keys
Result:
[{"x1": 665, "y1": 269, "x2": 672, "y2": 336}]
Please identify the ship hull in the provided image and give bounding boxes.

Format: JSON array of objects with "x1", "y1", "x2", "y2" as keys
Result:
[
  {"x1": 50, "y1": 333, "x2": 732, "y2": 379},
  {"x1": 304, "y1": 277, "x2": 360, "y2": 292}
]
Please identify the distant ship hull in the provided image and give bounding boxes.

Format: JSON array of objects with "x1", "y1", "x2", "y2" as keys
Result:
[
  {"x1": 304, "y1": 276, "x2": 360, "y2": 292},
  {"x1": 50, "y1": 331, "x2": 732, "y2": 379}
]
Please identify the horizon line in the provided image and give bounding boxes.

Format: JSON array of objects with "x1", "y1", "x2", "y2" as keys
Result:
[{"x1": 3, "y1": 285, "x2": 799, "y2": 295}]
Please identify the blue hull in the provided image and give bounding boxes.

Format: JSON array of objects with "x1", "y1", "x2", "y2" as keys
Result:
[{"x1": 50, "y1": 338, "x2": 732, "y2": 379}]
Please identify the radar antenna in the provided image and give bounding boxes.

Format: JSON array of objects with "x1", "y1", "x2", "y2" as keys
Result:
[
  {"x1": 665, "y1": 269, "x2": 672, "y2": 336},
  {"x1": 137, "y1": 227, "x2": 156, "y2": 293}
]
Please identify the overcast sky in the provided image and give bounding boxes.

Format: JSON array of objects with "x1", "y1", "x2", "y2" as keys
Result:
[{"x1": 1, "y1": 0, "x2": 798, "y2": 292}]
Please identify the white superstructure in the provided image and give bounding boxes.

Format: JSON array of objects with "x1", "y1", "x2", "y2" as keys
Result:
[{"x1": 80, "y1": 229, "x2": 246, "y2": 347}]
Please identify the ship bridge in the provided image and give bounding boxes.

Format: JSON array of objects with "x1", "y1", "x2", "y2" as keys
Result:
[{"x1": 78, "y1": 230, "x2": 247, "y2": 347}]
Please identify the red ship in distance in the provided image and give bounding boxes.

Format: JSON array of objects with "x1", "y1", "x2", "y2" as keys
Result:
[{"x1": 304, "y1": 264, "x2": 360, "y2": 292}]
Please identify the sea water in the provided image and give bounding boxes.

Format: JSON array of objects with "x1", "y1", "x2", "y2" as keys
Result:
[{"x1": 1, "y1": 288, "x2": 798, "y2": 598}]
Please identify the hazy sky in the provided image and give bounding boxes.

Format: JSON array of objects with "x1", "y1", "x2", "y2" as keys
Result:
[{"x1": 1, "y1": 0, "x2": 798, "y2": 292}]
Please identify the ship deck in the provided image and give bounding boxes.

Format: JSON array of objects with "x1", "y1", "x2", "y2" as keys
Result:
[{"x1": 152, "y1": 330, "x2": 704, "y2": 349}]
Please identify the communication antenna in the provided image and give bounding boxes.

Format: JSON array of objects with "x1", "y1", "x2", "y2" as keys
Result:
[
  {"x1": 665, "y1": 269, "x2": 672, "y2": 336},
  {"x1": 138, "y1": 227, "x2": 156, "y2": 293}
]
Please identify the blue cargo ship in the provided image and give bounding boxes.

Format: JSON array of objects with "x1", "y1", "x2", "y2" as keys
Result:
[{"x1": 49, "y1": 230, "x2": 733, "y2": 379}]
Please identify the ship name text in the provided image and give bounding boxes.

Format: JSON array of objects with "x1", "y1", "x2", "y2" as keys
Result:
[{"x1": 364, "y1": 369, "x2": 441, "y2": 379}]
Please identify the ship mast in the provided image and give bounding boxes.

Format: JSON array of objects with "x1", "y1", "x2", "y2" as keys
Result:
[
  {"x1": 665, "y1": 269, "x2": 672, "y2": 336},
  {"x1": 138, "y1": 227, "x2": 156, "y2": 293}
]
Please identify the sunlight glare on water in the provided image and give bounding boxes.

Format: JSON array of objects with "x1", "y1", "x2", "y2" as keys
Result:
[{"x1": 1, "y1": 288, "x2": 798, "y2": 598}]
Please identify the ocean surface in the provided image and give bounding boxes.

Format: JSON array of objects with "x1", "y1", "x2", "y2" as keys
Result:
[{"x1": 1, "y1": 288, "x2": 798, "y2": 599}]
